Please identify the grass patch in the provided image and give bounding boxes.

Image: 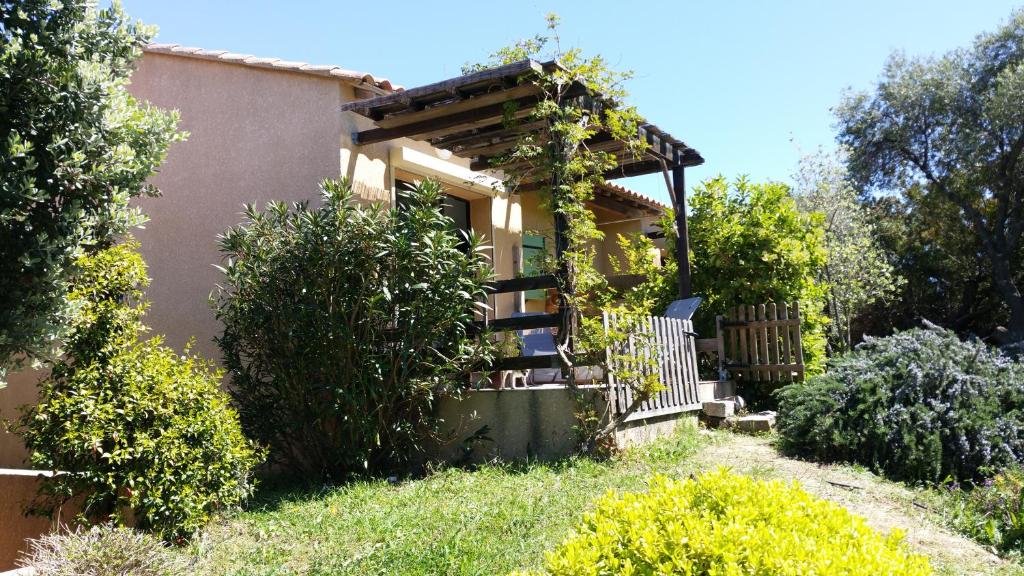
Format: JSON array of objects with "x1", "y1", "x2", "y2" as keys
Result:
[
  {"x1": 185, "y1": 421, "x2": 706, "y2": 575},
  {"x1": 181, "y1": 425, "x2": 1017, "y2": 575}
]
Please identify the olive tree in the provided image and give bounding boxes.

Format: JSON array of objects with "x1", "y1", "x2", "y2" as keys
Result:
[
  {"x1": 793, "y1": 149, "x2": 901, "y2": 353},
  {"x1": 837, "y1": 9, "x2": 1024, "y2": 345},
  {"x1": 0, "y1": 1, "x2": 179, "y2": 382}
]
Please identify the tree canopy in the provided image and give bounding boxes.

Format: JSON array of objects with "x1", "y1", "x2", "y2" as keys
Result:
[
  {"x1": 0, "y1": 1, "x2": 179, "y2": 381},
  {"x1": 837, "y1": 9, "x2": 1024, "y2": 344},
  {"x1": 855, "y1": 185, "x2": 1007, "y2": 341},
  {"x1": 792, "y1": 149, "x2": 901, "y2": 354}
]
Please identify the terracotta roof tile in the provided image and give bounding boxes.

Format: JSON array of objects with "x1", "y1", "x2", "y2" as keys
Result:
[
  {"x1": 143, "y1": 43, "x2": 402, "y2": 92},
  {"x1": 597, "y1": 181, "x2": 669, "y2": 214}
]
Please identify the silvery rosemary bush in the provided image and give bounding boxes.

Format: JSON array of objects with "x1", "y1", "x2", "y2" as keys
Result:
[{"x1": 777, "y1": 326, "x2": 1024, "y2": 482}]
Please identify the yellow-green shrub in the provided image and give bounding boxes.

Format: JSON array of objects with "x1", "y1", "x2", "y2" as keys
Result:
[
  {"x1": 18, "y1": 242, "x2": 262, "y2": 541},
  {"x1": 518, "y1": 468, "x2": 931, "y2": 576}
]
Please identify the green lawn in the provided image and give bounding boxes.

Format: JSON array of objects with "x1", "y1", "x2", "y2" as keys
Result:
[
  {"x1": 181, "y1": 422, "x2": 1020, "y2": 576},
  {"x1": 184, "y1": 423, "x2": 706, "y2": 576}
]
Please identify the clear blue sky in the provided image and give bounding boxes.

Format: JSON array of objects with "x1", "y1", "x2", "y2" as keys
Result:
[{"x1": 121, "y1": 0, "x2": 1021, "y2": 205}]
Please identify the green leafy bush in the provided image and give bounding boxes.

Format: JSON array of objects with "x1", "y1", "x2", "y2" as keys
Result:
[
  {"x1": 0, "y1": 1, "x2": 180, "y2": 379},
  {"x1": 689, "y1": 176, "x2": 829, "y2": 375},
  {"x1": 20, "y1": 524, "x2": 183, "y2": 576},
  {"x1": 944, "y1": 467, "x2": 1024, "y2": 556},
  {"x1": 516, "y1": 468, "x2": 931, "y2": 575},
  {"x1": 777, "y1": 326, "x2": 1024, "y2": 483},
  {"x1": 214, "y1": 178, "x2": 492, "y2": 480},
  {"x1": 18, "y1": 242, "x2": 261, "y2": 541}
]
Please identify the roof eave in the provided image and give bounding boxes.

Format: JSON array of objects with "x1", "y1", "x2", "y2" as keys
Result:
[{"x1": 142, "y1": 43, "x2": 402, "y2": 93}]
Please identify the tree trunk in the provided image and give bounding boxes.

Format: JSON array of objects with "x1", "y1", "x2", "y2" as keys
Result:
[{"x1": 987, "y1": 245, "x2": 1024, "y2": 342}]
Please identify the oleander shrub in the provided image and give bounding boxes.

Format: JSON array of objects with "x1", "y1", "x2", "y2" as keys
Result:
[
  {"x1": 18, "y1": 243, "x2": 262, "y2": 541},
  {"x1": 20, "y1": 524, "x2": 183, "y2": 576},
  {"x1": 777, "y1": 326, "x2": 1024, "y2": 483},
  {"x1": 516, "y1": 468, "x2": 931, "y2": 576},
  {"x1": 945, "y1": 466, "x2": 1024, "y2": 556},
  {"x1": 214, "y1": 177, "x2": 492, "y2": 480}
]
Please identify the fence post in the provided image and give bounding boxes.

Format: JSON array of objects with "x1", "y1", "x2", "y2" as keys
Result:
[
  {"x1": 715, "y1": 315, "x2": 726, "y2": 381},
  {"x1": 792, "y1": 301, "x2": 805, "y2": 381}
]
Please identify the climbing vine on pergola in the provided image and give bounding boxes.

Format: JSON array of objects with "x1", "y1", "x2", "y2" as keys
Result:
[{"x1": 339, "y1": 41, "x2": 703, "y2": 378}]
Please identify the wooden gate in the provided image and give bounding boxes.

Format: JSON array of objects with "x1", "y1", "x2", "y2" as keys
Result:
[
  {"x1": 717, "y1": 302, "x2": 804, "y2": 383},
  {"x1": 603, "y1": 312, "x2": 703, "y2": 422}
]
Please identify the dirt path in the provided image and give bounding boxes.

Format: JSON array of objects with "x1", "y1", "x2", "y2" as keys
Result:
[{"x1": 693, "y1": 432, "x2": 1021, "y2": 576}]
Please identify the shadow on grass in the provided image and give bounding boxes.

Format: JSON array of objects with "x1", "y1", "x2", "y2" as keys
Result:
[{"x1": 238, "y1": 422, "x2": 708, "y2": 515}]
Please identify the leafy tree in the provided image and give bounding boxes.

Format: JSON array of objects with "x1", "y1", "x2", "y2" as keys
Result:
[
  {"x1": 837, "y1": 9, "x2": 1024, "y2": 345},
  {"x1": 0, "y1": 1, "x2": 179, "y2": 381},
  {"x1": 18, "y1": 242, "x2": 261, "y2": 541},
  {"x1": 856, "y1": 186, "x2": 1007, "y2": 341},
  {"x1": 214, "y1": 178, "x2": 492, "y2": 480},
  {"x1": 688, "y1": 176, "x2": 829, "y2": 373},
  {"x1": 792, "y1": 149, "x2": 902, "y2": 354}
]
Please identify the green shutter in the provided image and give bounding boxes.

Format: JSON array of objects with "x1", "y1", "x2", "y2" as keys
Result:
[{"x1": 522, "y1": 235, "x2": 546, "y2": 300}]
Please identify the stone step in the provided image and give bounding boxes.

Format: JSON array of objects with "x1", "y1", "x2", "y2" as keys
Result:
[
  {"x1": 701, "y1": 395, "x2": 746, "y2": 419},
  {"x1": 727, "y1": 411, "x2": 776, "y2": 434},
  {"x1": 702, "y1": 399, "x2": 735, "y2": 418}
]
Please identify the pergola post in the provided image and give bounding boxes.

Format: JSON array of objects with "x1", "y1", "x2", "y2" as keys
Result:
[
  {"x1": 550, "y1": 103, "x2": 577, "y2": 361},
  {"x1": 671, "y1": 153, "x2": 692, "y2": 299}
]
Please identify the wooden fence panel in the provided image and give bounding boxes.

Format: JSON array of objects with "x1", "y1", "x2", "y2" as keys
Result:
[
  {"x1": 717, "y1": 302, "x2": 804, "y2": 383},
  {"x1": 604, "y1": 312, "x2": 703, "y2": 422}
]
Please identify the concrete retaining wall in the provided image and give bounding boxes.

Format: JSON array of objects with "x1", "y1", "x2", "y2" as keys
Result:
[
  {"x1": 432, "y1": 385, "x2": 603, "y2": 463},
  {"x1": 432, "y1": 384, "x2": 709, "y2": 464}
]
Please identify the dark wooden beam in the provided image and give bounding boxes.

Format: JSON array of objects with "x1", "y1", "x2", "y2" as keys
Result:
[
  {"x1": 602, "y1": 159, "x2": 667, "y2": 180},
  {"x1": 486, "y1": 354, "x2": 563, "y2": 371},
  {"x1": 588, "y1": 194, "x2": 645, "y2": 217},
  {"x1": 515, "y1": 158, "x2": 667, "y2": 192},
  {"x1": 678, "y1": 148, "x2": 705, "y2": 167},
  {"x1": 353, "y1": 96, "x2": 540, "y2": 145},
  {"x1": 550, "y1": 105, "x2": 575, "y2": 358},
  {"x1": 671, "y1": 152, "x2": 692, "y2": 298},
  {"x1": 473, "y1": 313, "x2": 561, "y2": 333},
  {"x1": 460, "y1": 134, "x2": 542, "y2": 160},
  {"x1": 414, "y1": 106, "x2": 537, "y2": 142},
  {"x1": 340, "y1": 59, "x2": 544, "y2": 114},
  {"x1": 472, "y1": 132, "x2": 620, "y2": 171},
  {"x1": 486, "y1": 274, "x2": 646, "y2": 297},
  {"x1": 607, "y1": 274, "x2": 647, "y2": 291},
  {"x1": 430, "y1": 120, "x2": 547, "y2": 150},
  {"x1": 374, "y1": 83, "x2": 541, "y2": 130},
  {"x1": 480, "y1": 352, "x2": 602, "y2": 372},
  {"x1": 486, "y1": 274, "x2": 558, "y2": 294}
]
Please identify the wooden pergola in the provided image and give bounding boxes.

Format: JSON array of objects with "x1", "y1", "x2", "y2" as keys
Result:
[{"x1": 340, "y1": 59, "x2": 704, "y2": 370}]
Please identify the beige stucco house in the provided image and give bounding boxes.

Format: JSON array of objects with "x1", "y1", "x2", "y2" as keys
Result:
[
  {"x1": 0, "y1": 45, "x2": 713, "y2": 568},
  {"x1": 0, "y1": 44, "x2": 669, "y2": 470},
  {"x1": 128, "y1": 44, "x2": 669, "y2": 364}
]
